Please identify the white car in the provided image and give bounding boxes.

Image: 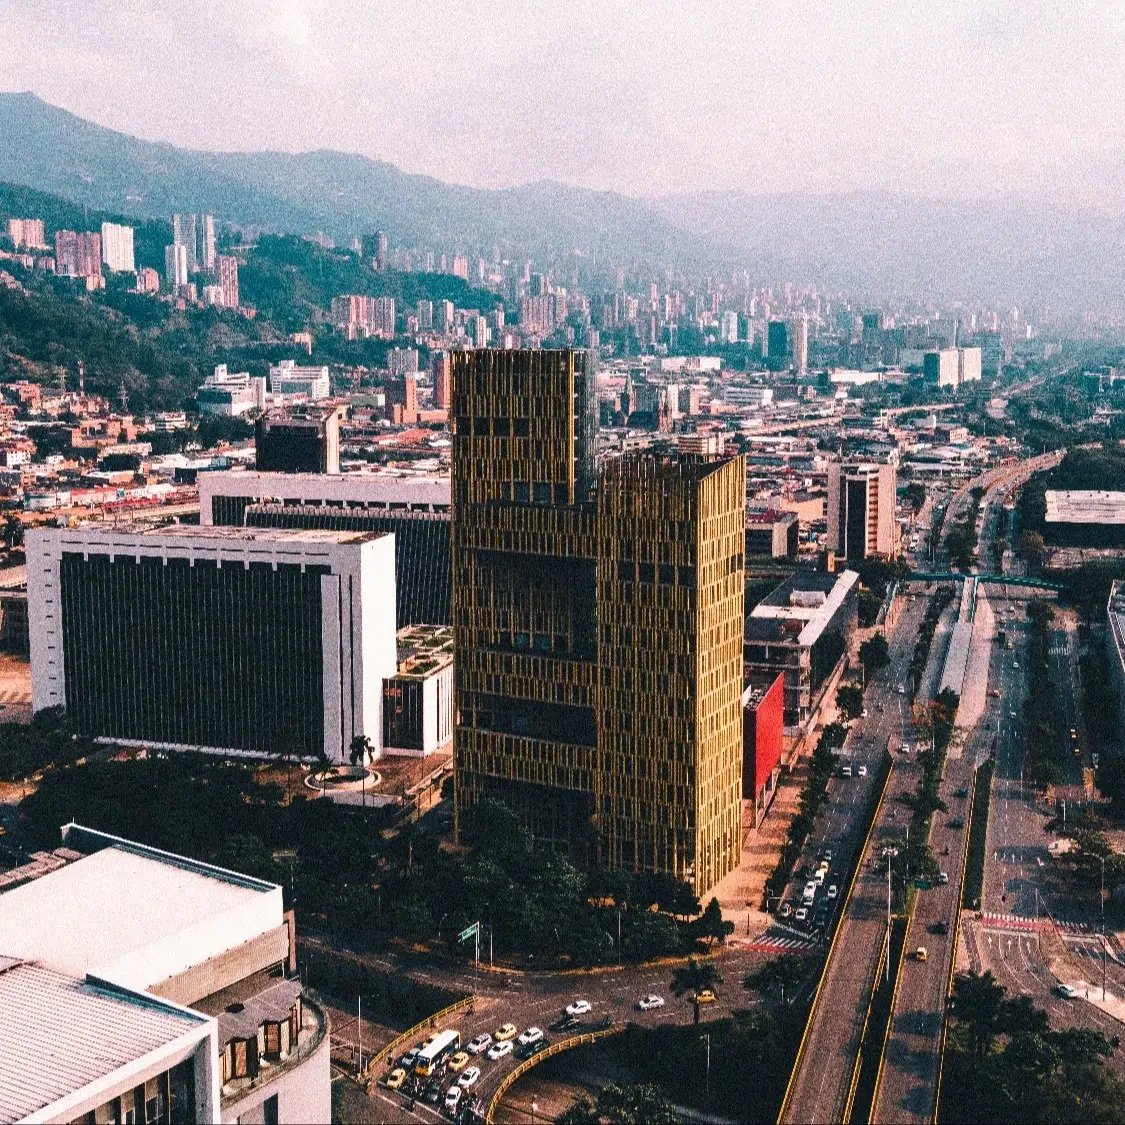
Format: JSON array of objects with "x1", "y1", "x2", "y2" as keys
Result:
[
  {"x1": 445, "y1": 1086, "x2": 463, "y2": 1114},
  {"x1": 637, "y1": 994, "x2": 665, "y2": 1010},
  {"x1": 459, "y1": 1066, "x2": 481, "y2": 1089},
  {"x1": 566, "y1": 999, "x2": 592, "y2": 1016},
  {"x1": 467, "y1": 1032, "x2": 492, "y2": 1054},
  {"x1": 517, "y1": 1026, "x2": 543, "y2": 1047},
  {"x1": 1056, "y1": 983, "x2": 1080, "y2": 999},
  {"x1": 487, "y1": 1039, "x2": 513, "y2": 1060},
  {"x1": 827, "y1": 884, "x2": 839, "y2": 899},
  {"x1": 795, "y1": 906, "x2": 809, "y2": 922},
  {"x1": 858, "y1": 764, "x2": 868, "y2": 777}
]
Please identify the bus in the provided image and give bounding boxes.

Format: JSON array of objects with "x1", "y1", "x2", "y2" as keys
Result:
[{"x1": 414, "y1": 1028, "x2": 460, "y2": 1076}]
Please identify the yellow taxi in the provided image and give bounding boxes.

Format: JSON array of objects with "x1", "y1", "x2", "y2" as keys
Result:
[
  {"x1": 495, "y1": 1023, "x2": 518, "y2": 1042},
  {"x1": 695, "y1": 989, "x2": 717, "y2": 1005},
  {"x1": 914, "y1": 947, "x2": 928, "y2": 962},
  {"x1": 385, "y1": 1067, "x2": 407, "y2": 1090},
  {"x1": 447, "y1": 1051, "x2": 471, "y2": 1072}
]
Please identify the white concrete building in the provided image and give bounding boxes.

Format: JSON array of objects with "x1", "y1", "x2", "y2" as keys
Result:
[
  {"x1": 197, "y1": 365, "x2": 267, "y2": 416},
  {"x1": 268, "y1": 361, "x2": 330, "y2": 401},
  {"x1": 0, "y1": 824, "x2": 329, "y2": 1124},
  {"x1": 100, "y1": 222, "x2": 135, "y2": 273},
  {"x1": 27, "y1": 524, "x2": 397, "y2": 763}
]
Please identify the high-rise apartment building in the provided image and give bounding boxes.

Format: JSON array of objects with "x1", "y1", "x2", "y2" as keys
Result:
[
  {"x1": 199, "y1": 212, "x2": 217, "y2": 271},
  {"x1": 55, "y1": 230, "x2": 102, "y2": 278},
  {"x1": 793, "y1": 314, "x2": 809, "y2": 375},
  {"x1": 437, "y1": 299, "x2": 455, "y2": 334},
  {"x1": 451, "y1": 349, "x2": 745, "y2": 893},
  {"x1": 8, "y1": 217, "x2": 47, "y2": 249},
  {"x1": 766, "y1": 320, "x2": 789, "y2": 370},
  {"x1": 826, "y1": 458, "x2": 898, "y2": 562},
  {"x1": 100, "y1": 221, "x2": 135, "y2": 273},
  {"x1": 165, "y1": 243, "x2": 189, "y2": 289},
  {"x1": 389, "y1": 346, "x2": 419, "y2": 377},
  {"x1": 217, "y1": 253, "x2": 239, "y2": 308},
  {"x1": 417, "y1": 299, "x2": 434, "y2": 331},
  {"x1": 172, "y1": 213, "x2": 198, "y2": 273}
]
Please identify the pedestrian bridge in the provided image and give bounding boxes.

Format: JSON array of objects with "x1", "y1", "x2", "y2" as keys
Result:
[{"x1": 909, "y1": 571, "x2": 1062, "y2": 592}]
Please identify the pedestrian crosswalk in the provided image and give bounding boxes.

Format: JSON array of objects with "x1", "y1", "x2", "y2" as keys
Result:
[
  {"x1": 0, "y1": 689, "x2": 29, "y2": 706},
  {"x1": 733, "y1": 934, "x2": 815, "y2": 954},
  {"x1": 1048, "y1": 644, "x2": 1071, "y2": 657},
  {"x1": 980, "y1": 911, "x2": 1092, "y2": 935}
]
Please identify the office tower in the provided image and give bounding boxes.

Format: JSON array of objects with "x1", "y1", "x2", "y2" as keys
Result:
[
  {"x1": 766, "y1": 319, "x2": 789, "y2": 369},
  {"x1": 199, "y1": 212, "x2": 216, "y2": 271},
  {"x1": 28, "y1": 524, "x2": 397, "y2": 761},
  {"x1": 164, "y1": 243, "x2": 189, "y2": 289},
  {"x1": 433, "y1": 351, "x2": 452, "y2": 410},
  {"x1": 255, "y1": 407, "x2": 341, "y2": 474},
  {"x1": 386, "y1": 376, "x2": 419, "y2": 424},
  {"x1": 8, "y1": 217, "x2": 47, "y2": 249},
  {"x1": 417, "y1": 299, "x2": 434, "y2": 331},
  {"x1": 437, "y1": 299, "x2": 455, "y2": 334},
  {"x1": 375, "y1": 230, "x2": 388, "y2": 271},
  {"x1": 826, "y1": 459, "x2": 898, "y2": 562},
  {"x1": 100, "y1": 222, "x2": 135, "y2": 273},
  {"x1": 468, "y1": 313, "x2": 489, "y2": 347},
  {"x1": 793, "y1": 314, "x2": 809, "y2": 375},
  {"x1": 217, "y1": 253, "x2": 239, "y2": 307},
  {"x1": 720, "y1": 310, "x2": 739, "y2": 343},
  {"x1": 451, "y1": 349, "x2": 745, "y2": 893},
  {"x1": 201, "y1": 471, "x2": 451, "y2": 627},
  {"x1": 55, "y1": 230, "x2": 102, "y2": 278},
  {"x1": 172, "y1": 213, "x2": 198, "y2": 273}
]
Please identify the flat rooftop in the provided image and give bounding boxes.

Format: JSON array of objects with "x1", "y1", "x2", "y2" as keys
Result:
[
  {"x1": 0, "y1": 826, "x2": 281, "y2": 994},
  {"x1": 0, "y1": 958, "x2": 206, "y2": 1125},
  {"x1": 747, "y1": 569, "x2": 859, "y2": 647},
  {"x1": 1045, "y1": 490, "x2": 1125, "y2": 525}
]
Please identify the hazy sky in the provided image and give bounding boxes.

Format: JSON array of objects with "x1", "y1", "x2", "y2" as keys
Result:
[{"x1": 3, "y1": 1, "x2": 1124, "y2": 205}]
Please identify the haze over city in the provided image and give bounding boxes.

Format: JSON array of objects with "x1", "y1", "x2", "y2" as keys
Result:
[{"x1": 2, "y1": 1, "x2": 1125, "y2": 208}]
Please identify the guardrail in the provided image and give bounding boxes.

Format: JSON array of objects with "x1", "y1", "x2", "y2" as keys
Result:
[
  {"x1": 361, "y1": 993, "x2": 475, "y2": 1081},
  {"x1": 777, "y1": 751, "x2": 895, "y2": 1123},
  {"x1": 485, "y1": 1025, "x2": 624, "y2": 1124}
]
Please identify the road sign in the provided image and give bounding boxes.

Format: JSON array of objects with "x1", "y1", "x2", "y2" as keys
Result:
[{"x1": 458, "y1": 925, "x2": 478, "y2": 942}]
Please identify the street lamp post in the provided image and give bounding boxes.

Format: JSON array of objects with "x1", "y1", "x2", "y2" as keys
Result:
[
  {"x1": 700, "y1": 1033, "x2": 711, "y2": 1099},
  {"x1": 1100, "y1": 856, "x2": 1108, "y2": 1002}
]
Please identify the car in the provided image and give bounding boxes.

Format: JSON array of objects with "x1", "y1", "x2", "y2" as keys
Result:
[
  {"x1": 955, "y1": 787, "x2": 969, "y2": 798},
  {"x1": 858, "y1": 764, "x2": 868, "y2": 777},
  {"x1": 778, "y1": 902, "x2": 793, "y2": 919},
  {"x1": 424, "y1": 1081, "x2": 442, "y2": 1106},
  {"x1": 517, "y1": 1027, "x2": 544, "y2": 1047},
  {"x1": 820, "y1": 849, "x2": 835, "y2": 862},
  {"x1": 896, "y1": 685, "x2": 906, "y2": 694},
  {"x1": 914, "y1": 946, "x2": 928, "y2": 962},
  {"x1": 803, "y1": 880, "x2": 818, "y2": 899},
  {"x1": 495, "y1": 1023, "x2": 518, "y2": 1042},
  {"x1": 1013, "y1": 661, "x2": 1020, "y2": 669},
  {"x1": 1056, "y1": 983, "x2": 1081, "y2": 999},
  {"x1": 459, "y1": 1066, "x2": 481, "y2": 1089},
  {"x1": 467, "y1": 1032, "x2": 493, "y2": 1054},
  {"x1": 827, "y1": 884, "x2": 838, "y2": 899},
  {"x1": 566, "y1": 999, "x2": 592, "y2": 1017},
  {"x1": 989, "y1": 689, "x2": 1000, "y2": 698},
  {"x1": 795, "y1": 906, "x2": 809, "y2": 922},
  {"x1": 948, "y1": 817, "x2": 965, "y2": 829},
  {"x1": 399, "y1": 1047, "x2": 420, "y2": 1070},
  {"x1": 385, "y1": 1068, "x2": 407, "y2": 1090},
  {"x1": 1009, "y1": 710, "x2": 1017, "y2": 719},
  {"x1": 487, "y1": 1040, "x2": 514, "y2": 1060},
  {"x1": 862, "y1": 709, "x2": 868, "y2": 718},
  {"x1": 447, "y1": 1051, "x2": 470, "y2": 1072},
  {"x1": 636, "y1": 995, "x2": 665, "y2": 1011},
  {"x1": 930, "y1": 920, "x2": 950, "y2": 935},
  {"x1": 549, "y1": 1014, "x2": 581, "y2": 1032},
  {"x1": 695, "y1": 989, "x2": 717, "y2": 1004},
  {"x1": 517, "y1": 1038, "x2": 550, "y2": 1061},
  {"x1": 841, "y1": 764, "x2": 853, "y2": 778},
  {"x1": 445, "y1": 1086, "x2": 463, "y2": 1115},
  {"x1": 813, "y1": 869, "x2": 826, "y2": 886},
  {"x1": 938, "y1": 872, "x2": 949, "y2": 885},
  {"x1": 900, "y1": 742, "x2": 911, "y2": 754}
]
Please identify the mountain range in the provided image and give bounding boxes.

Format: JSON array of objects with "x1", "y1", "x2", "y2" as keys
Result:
[{"x1": 2, "y1": 91, "x2": 1123, "y2": 311}]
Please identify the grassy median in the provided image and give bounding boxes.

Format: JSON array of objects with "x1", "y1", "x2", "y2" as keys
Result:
[{"x1": 961, "y1": 759, "x2": 994, "y2": 911}]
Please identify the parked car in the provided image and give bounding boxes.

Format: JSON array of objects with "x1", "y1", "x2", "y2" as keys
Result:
[
  {"x1": 1055, "y1": 983, "x2": 1080, "y2": 999},
  {"x1": 636, "y1": 995, "x2": 665, "y2": 1011}
]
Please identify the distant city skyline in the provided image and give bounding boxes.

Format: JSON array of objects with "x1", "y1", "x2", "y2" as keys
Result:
[{"x1": 3, "y1": 1, "x2": 1124, "y2": 211}]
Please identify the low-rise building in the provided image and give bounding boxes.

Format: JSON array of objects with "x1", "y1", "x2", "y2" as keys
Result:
[
  {"x1": 747, "y1": 507, "x2": 799, "y2": 560},
  {"x1": 742, "y1": 672, "x2": 785, "y2": 826},
  {"x1": 0, "y1": 823, "x2": 329, "y2": 1124},
  {"x1": 382, "y1": 624, "x2": 454, "y2": 756}
]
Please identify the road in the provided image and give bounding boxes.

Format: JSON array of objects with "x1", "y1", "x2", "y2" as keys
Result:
[
  {"x1": 779, "y1": 593, "x2": 933, "y2": 1125},
  {"x1": 314, "y1": 927, "x2": 807, "y2": 1125}
]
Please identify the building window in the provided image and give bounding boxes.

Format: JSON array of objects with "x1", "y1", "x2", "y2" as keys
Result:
[{"x1": 263, "y1": 1094, "x2": 280, "y2": 1125}]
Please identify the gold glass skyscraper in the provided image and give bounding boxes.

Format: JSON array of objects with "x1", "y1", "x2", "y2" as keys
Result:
[{"x1": 451, "y1": 349, "x2": 745, "y2": 893}]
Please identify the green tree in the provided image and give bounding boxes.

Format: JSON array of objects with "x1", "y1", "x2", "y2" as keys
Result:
[
  {"x1": 743, "y1": 954, "x2": 806, "y2": 1002},
  {"x1": 859, "y1": 633, "x2": 890, "y2": 673},
  {"x1": 595, "y1": 1084, "x2": 682, "y2": 1125},
  {"x1": 694, "y1": 897, "x2": 734, "y2": 946},
  {"x1": 951, "y1": 970, "x2": 1005, "y2": 1056},
  {"x1": 836, "y1": 685, "x2": 864, "y2": 720},
  {"x1": 670, "y1": 958, "x2": 722, "y2": 1025}
]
